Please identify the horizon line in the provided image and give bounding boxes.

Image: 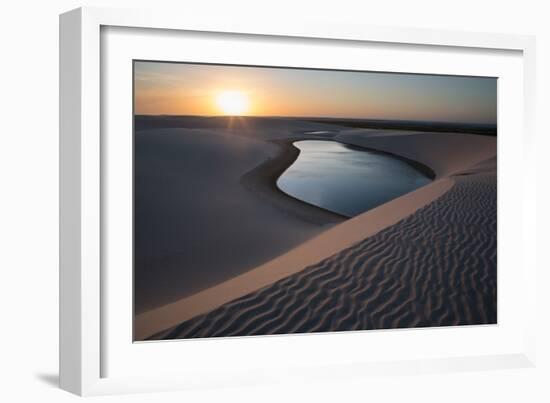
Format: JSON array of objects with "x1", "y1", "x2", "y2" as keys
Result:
[{"x1": 134, "y1": 114, "x2": 497, "y2": 127}]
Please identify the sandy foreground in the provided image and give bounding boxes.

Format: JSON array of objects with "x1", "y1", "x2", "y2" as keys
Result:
[{"x1": 134, "y1": 118, "x2": 497, "y2": 340}]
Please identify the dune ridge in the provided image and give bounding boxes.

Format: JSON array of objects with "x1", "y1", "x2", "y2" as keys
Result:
[{"x1": 150, "y1": 155, "x2": 497, "y2": 340}]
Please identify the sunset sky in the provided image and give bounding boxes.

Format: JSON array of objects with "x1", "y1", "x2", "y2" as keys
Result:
[{"x1": 134, "y1": 61, "x2": 497, "y2": 124}]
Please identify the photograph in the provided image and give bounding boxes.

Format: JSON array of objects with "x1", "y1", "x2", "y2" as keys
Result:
[{"x1": 133, "y1": 61, "x2": 497, "y2": 341}]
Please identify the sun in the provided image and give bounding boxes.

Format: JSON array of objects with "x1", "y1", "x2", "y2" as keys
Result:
[{"x1": 215, "y1": 91, "x2": 249, "y2": 115}]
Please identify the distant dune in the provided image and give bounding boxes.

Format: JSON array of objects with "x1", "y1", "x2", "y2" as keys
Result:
[
  {"x1": 135, "y1": 115, "x2": 497, "y2": 136},
  {"x1": 335, "y1": 129, "x2": 497, "y2": 177},
  {"x1": 303, "y1": 117, "x2": 497, "y2": 136}
]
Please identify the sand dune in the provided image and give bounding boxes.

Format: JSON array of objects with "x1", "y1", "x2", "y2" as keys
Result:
[
  {"x1": 134, "y1": 119, "x2": 350, "y2": 313},
  {"x1": 336, "y1": 130, "x2": 496, "y2": 177},
  {"x1": 135, "y1": 122, "x2": 497, "y2": 340},
  {"x1": 152, "y1": 157, "x2": 496, "y2": 339},
  {"x1": 135, "y1": 178, "x2": 452, "y2": 340}
]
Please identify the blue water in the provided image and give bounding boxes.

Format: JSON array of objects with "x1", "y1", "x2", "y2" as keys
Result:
[{"x1": 277, "y1": 140, "x2": 432, "y2": 217}]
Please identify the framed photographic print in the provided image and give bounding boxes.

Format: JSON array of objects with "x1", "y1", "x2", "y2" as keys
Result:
[{"x1": 60, "y1": 6, "x2": 537, "y2": 396}]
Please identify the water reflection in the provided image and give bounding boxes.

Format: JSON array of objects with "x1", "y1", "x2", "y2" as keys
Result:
[{"x1": 277, "y1": 140, "x2": 432, "y2": 217}]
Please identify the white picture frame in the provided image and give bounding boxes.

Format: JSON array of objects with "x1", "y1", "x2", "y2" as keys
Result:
[{"x1": 59, "y1": 6, "x2": 537, "y2": 396}]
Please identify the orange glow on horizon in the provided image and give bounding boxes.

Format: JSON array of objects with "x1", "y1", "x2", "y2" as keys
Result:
[{"x1": 134, "y1": 61, "x2": 497, "y2": 124}]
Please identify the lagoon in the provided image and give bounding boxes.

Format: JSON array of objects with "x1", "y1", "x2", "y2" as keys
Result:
[{"x1": 277, "y1": 140, "x2": 432, "y2": 217}]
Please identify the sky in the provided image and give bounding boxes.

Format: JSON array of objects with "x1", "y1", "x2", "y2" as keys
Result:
[{"x1": 134, "y1": 61, "x2": 497, "y2": 125}]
